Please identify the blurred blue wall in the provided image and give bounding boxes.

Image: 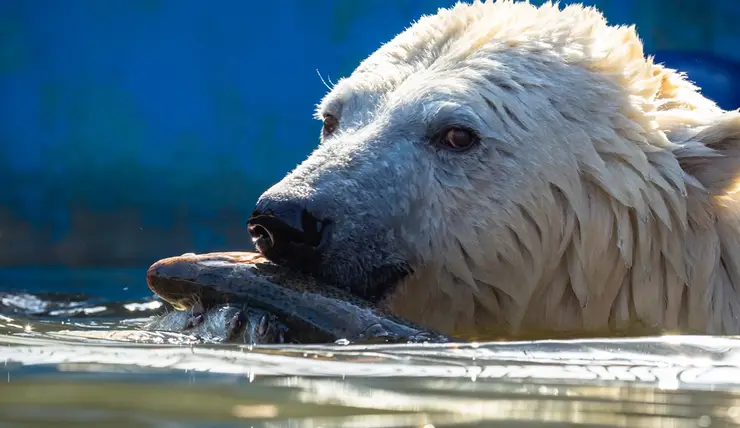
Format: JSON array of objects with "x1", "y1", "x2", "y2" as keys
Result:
[{"x1": 1, "y1": 0, "x2": 739, "y2": 266}]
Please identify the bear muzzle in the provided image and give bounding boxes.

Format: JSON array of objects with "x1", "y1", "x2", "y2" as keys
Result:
[{"x1": 247, "y1": 198, "x2": 332, "y2": 274}]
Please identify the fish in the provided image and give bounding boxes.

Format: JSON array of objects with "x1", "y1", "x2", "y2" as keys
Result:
[
  {"x1": 144, "y1": 303, "x2": 288, "y2": 345},
  {"x1": 145, "y1": 251, "x2": 450, "y2": 344}
]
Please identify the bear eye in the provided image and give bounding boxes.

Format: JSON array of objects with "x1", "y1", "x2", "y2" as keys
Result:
[
  {"x1": 438, "y1": 127, "x2": 477, "y2": 151},
  {"x1": 322, "y1": 114, "x2": 339, "y2": 136}
]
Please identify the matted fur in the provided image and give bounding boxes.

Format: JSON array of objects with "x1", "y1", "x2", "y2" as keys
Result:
[
  {"x1": 262, "y1": 0, "x2": 740, "y2": 337},
  {"x1": 379, "y1": 0, "x2": 740, "y2": 335}
]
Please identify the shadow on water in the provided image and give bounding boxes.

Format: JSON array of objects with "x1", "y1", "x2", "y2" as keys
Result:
[{"x1": 1, "y1": 268, "x2": 740, "y2": 427}]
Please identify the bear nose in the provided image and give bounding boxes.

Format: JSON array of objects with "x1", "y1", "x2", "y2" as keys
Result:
[{"x1": 246, "y1": 199, "x2": 330, "y2": 270}]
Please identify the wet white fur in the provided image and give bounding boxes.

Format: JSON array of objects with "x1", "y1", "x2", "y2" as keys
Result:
[{"x1": 282, "y1": 0, "x2": 740, "y2": 336}]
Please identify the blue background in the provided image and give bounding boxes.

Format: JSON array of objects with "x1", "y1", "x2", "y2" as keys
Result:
[{"x1": 1, "y1": 0, "x2": 739, "y2": 267}]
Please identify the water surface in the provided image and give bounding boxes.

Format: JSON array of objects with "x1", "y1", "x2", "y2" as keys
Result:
[{"x1": 1, "y1": 268, "x2": 740, "y2": 428}]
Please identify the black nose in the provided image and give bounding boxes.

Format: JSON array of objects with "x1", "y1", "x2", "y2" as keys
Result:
[{"x1": 247, "y1": 199, "x2": 330, "y2": 270}]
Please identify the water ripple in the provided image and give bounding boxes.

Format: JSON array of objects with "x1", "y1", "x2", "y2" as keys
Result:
[{"x1": 2, "y1": 292, "x2": 740, "y2": 427}]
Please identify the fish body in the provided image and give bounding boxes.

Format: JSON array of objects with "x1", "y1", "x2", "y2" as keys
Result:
[
  {"x1": 144, "y1": 303, "x2": 287, "y2": 345},
  {"x1": 145, "y1": 252, "x2": 449, "y2": 344}
]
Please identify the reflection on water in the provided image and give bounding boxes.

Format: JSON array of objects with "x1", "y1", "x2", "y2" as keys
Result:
[{"x1": 1, "y1": 278, "x2": 740, "y2": 427}]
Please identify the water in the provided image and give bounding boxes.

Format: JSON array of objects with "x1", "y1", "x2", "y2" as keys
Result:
[{"x1": 2, "y1": 269, "x2": 740, "y2": 427}]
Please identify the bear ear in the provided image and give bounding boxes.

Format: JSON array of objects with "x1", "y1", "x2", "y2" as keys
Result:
[{"x1": 674, "y1": 112, "x2": 740, "y2": 195}]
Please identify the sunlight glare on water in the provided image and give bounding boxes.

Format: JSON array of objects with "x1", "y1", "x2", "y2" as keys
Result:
[{"x1": 1, "y1": 290, "x2": 740, "y2": 427}]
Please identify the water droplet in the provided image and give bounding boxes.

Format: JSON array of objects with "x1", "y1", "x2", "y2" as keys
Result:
[{"x1": 698, "y1": 415, "x2": 711, "y2": 427}]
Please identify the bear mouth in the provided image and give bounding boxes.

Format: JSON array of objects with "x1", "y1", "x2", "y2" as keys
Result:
[
  {"x1": 346, "y1": 262, "x2": 413, "y2": 303},
  {"x1": 246, "y1": 208, "x2": 412, "y2": 303},
  {"x1": 265, "y1": 253, "x2": 412, "y2": 304}
]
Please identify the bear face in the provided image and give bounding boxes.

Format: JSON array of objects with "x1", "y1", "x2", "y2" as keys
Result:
[{"x1": 247, "y1": 0, "x2": 740, "y2": 337}]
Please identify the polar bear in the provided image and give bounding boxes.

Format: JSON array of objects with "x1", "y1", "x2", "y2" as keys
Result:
[{"x1": 245, "y1": 0, "x2": 740, "y2": 338}]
